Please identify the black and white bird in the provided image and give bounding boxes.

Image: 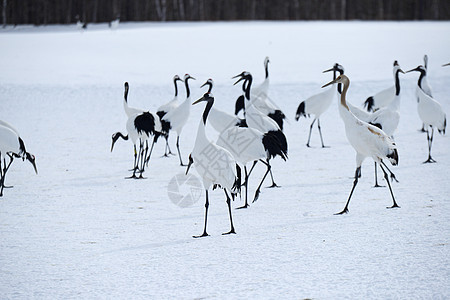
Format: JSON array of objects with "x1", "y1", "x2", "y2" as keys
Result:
[
  {"x1": 111, "y1": 82, "x2": 162, "y2": 178},
  {"x1": 323, "y1": 75, "x2": 400, "y2": 214},
  {"x1": 234, "y1": 57, "x2": 286, "y2": 130},
  {"x1": 186, "y1": 92, "x2": 240, "y2": 238},
  {"x1": 161, "y1": 74, "x2": 196, "y2": 166},
  {"x1": 364, "y1": 61, "x2": 404, "y2": 112},
  {"x1": 335, "y1": 64, "x2": 401, "y2": 187},
  {"x1": 233, "y1": 71, "x2": 288, "y2": 190},
  {"x1": 406, "y1": 66, "x2": 446, "y2": 163},
  {"x1": 155, "y1": 75, "x2": 184, "y2": 156},
  {"x1": 417, "y1": 55, "x2": 434, "y2": 132},
  {"x1": 0, "y1": 122, "x2": 37, "y2": 196},
  {"x1": 295, "y1": 63, "x2": 341, "y2": 148}
]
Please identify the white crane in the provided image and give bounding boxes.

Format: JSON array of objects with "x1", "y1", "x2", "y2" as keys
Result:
[
  {"x1": 322, "y1": 75, "x2": 400, "y2": 214},
  {"x1": 412, "y1": 58, "x2": 433, "y2": 132},
  {"x1": 295, "y1": 63, "x2": 341, "y2": 148},
  {"x1": 406, "y1": 66, "x2": 446, "y2": 163},
  {"x1": 364, "y1": 61, "x2": 404, "y2": 112},
  {"x1": 186, "y1": 92, "x2": 240, "y2": 237},
  {"x1": 234, "y1": 57, "x2": 286, "y2": 130},
  {"x1": 111, "y1": 83, "x2": 161, "y2": 178},
  {"x1": 155, "y1": 75, "x2": 183, "y2": 157},
  {"x1": 0, "y1": 124, "x2": 37, "y2": 196},
  {"x1": 334, "y1": 64, "x2": 401, "y2": 187},
  {"x1": 233, "y1": 71, "x2": 288, "y2": 189},
  {"x1": 162, "y1": 74, "x2": 196, "y2": 166}
]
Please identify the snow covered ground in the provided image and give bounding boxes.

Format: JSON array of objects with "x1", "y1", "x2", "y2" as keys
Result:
[{"x1": 0, "y1": 21, "x2": 449, "y2": 298}]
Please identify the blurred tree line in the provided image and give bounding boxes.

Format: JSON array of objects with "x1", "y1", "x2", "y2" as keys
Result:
[{"x1": 2, "y1": 0, "x2": 449, "y2": 26}]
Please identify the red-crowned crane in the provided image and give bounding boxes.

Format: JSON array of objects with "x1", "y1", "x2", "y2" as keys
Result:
[
  {"x1": 155, "y1": 75, "x2": 183, "y2": 157},
  {"x1": 406, "y1": 66, "x2": 446, "y2": 163},
  {"x1": 0, "y1": 123, "x2": 37, "y2": 196},
  {"x1": 235, "y1": 57, "x2": 286, "y2": 130},
  {"x1": 161, "y1": 74, "x2": 196, "y2": 166},
  {"x1": 364, "y1": 61, "x2": 404, "y2": 112},
  {"x1": 323, "y1": 75, "x2": 400, "y2": 214},
  {"x1": 186, "y1": 92, "x2": 240, "y2": 238},
  {"x1": 295, "y1": 63, "x2": 341, "y2": 148}
]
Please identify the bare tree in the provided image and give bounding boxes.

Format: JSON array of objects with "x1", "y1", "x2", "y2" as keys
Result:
[{"x1": 2, "y1": 0, "x2": 6, "y2": 27}]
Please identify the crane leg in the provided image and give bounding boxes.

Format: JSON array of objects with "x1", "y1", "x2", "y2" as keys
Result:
[
  {"x1": 0, "y1": 156, "x2": 14, "y2": 196},
  {"x1": 243, "y1": 160, "x2": 258, "y2": 186},
  {"x1": 336, "y1": 166, "x2": 361, "y2": 215},
  {"x1": 380, "y1": 164, "x2": 400, "y2": 209},
  {"x1": 223, "y1": 190, "x2": 236, "y2": 235},
  {"x1": 253, "y1": 159, "x2": 271, "y2": 203},
  {"x1": 176, "y1": 135, "x2": 187, "y2": 166},
  {"x1": 317, "y1": 119, "x2": 329, "y2": 148},
  {"x1": 126, "y1": 144, "x2": 139, "y2": 179},
  {"x1": 166, "y1": 135, "x2": 175, "y2": 156},
  {"x1": 193, "y1": 190, "x2": 210, "y2": 238},
  {"x1": 424, "y1": 128, "x2": 436, "y2": 163},
  {"x1": 237, "y1": 166, "x2": 249, "y2": 209},
  {"x1": 419, "y1": 123, "x2": 427, "y2": 133},
  {"x1": 380, "y1": 161, "x2": 399, "y2": 183},
  {"x1": 145, "y1": 139, "x2": 156, "y2": 167},
  {"x1": 373, "y1": 162, "x2": 384, "y2": 187},
  {"x1": 268, "y1": 168, "x2": 279, "y2": 188},
  {"x1": 306, "y1": 118, "x2": 316, "y2": 147},
  {"x1": 138, "y1": 140, "x2": 148, "y2": 178}
]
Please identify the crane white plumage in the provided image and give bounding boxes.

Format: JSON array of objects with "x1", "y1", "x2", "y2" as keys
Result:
[
  {"x1": 295, "y1": 63, "x2": 342, "y2": 147},
  {"x1": 364, "y1": 61, "x2": 404, "y2": 112},
  {"x1": 186, "y1": 92, "x2": 240, "y2": 238},
  {"x1": 0, "y1": 123, "x2": 37, "y2": 196},
  {"x1": 233, "y1": 71, "x2": 288, "y2": 190},
  {"x1": 234, "y1": 57, "x2": 286, "y2": 130},
  {"x1": 406, "y1": 66, "x2": 446, "y2": 163},
  {"x1": 322, "y1": 75, "x2": 400, "y2": 214},
  {"x1": 155, "y1": 75, "x2": 184, "y2": 157},
  {"x1": 161, "y1": 74, "x2": 196, "y2": 166}
]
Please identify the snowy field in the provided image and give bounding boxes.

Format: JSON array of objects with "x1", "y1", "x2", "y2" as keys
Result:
[{"x1": 0, "y1": 21, "x2": 449, "y2": 298}]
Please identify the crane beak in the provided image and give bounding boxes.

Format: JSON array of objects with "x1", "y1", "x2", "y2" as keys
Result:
[
  {"x1": 200, "y1": 81, "x2": 208, "y2": 88},
  {"x1": 322, "y1": 78, "x2": 338, "y2": 88},
  {"x1": 405, "y1": 67, "x2": 418, "y2": 73},
  {"x1": 322, "y1": 67, "x2": 334, "y2": 73},
  {"x1": 189, "y1": 76, "x2": 196, "y2": 80},
  {"x1": 233, "y1": 76, "x2": 245, "y2": 86},
  {"x1": 442, "y1": 63, "x2": 450, "y2": 67},
  {"x1": 185, "y1": 154, "x2": 194, "y2": 175},
  {"x1": 26, "y1": 153, "x2": 38, "y2": 174},
  {"x1": 192, "y1": 95, "x2": 207, "y2": 105}
]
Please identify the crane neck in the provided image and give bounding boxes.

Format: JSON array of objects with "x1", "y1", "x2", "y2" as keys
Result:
[
  {"x1": 185, "y1": 78, "x2": 191, "y2": 98},
  {"x1": 173, "y1": 79, "x2": 179, "y2": 97},
  {"x1": 339, "y1": 79, "x2": 350, "y2": 111},
  {"x1": 206, "y1": 83, "x2": 213, "y2": 93},
  {"x1": 394, "y1": 70, "x2": 401, "y2": 96},
  {"x1": 202, "y1": 98, "x2": 214, "y2": 125},
  {"x1": 265, "y1": 63, "x2": 269, "y2": 79},
  {"x1": 417, "y1": 70, "x2": 426, "y2": 89}
]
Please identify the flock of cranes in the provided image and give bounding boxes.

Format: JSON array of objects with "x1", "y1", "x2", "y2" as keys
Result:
[{"x1": 0, "y1": 56, "x2": 447, "y2": 238}]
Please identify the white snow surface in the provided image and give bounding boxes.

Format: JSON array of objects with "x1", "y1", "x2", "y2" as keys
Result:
[{"x1": 0, "y1": 21, "x2": 449, "y2": 299}]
